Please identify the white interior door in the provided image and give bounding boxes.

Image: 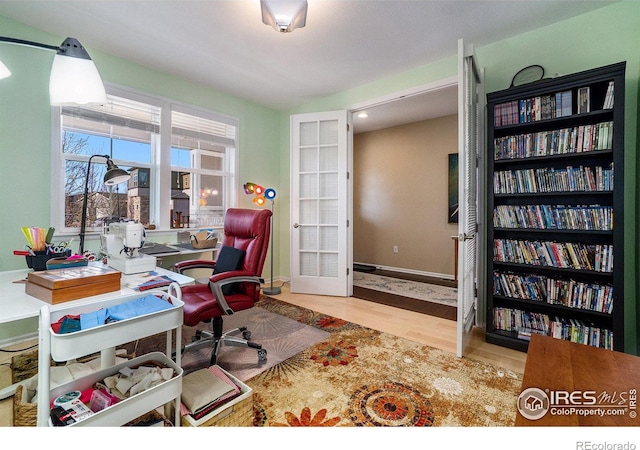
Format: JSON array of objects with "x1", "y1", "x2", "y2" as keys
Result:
[
  {"x1": 456, "y1": 38, "x2": 482, "y2": 357},
  {"x1": 290, "y1": 111, "x2": 351, "y2": 296}
]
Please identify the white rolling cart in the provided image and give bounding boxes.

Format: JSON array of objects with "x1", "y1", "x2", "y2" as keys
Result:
[{"x1": 36, "y1": 283, "x2": 184, "y2": 427}]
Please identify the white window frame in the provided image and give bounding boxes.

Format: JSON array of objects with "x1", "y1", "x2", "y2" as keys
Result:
[{"x1": 50, "y1": 83, "x2": 239, "y2": 240}]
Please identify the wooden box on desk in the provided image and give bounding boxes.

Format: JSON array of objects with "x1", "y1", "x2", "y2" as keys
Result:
[
  {"x1": 181, "y1": 367, "x2": 253, "y2": 427},
  {"x1": 25, "y1": 265, "x2": 122, "y2": 304}
]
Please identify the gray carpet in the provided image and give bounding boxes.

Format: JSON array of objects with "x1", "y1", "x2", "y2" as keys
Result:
[
  {"x1": 116, "y1": 305, "x2": 330, "y2": 381},
  {"x1": 180, "y1": 306, "x2": 330, "y2": 381}
]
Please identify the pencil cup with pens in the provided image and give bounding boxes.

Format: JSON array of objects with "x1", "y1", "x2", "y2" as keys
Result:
[{"x1": 15, "y1": 227, "x2": 72, "y2": 271}]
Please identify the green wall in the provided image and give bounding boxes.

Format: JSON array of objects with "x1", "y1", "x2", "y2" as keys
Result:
[
  {"x1": 1, "y1": 2, "x2": 638, "y2": 353},
  {"x1": 0, "y1": 15, "x2": 281, "y2": 342},
  {"x1": 279, "y1": 1, "x2": 640, "y2": 354}
]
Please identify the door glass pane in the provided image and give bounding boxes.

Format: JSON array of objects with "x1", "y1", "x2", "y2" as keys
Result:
[
  {"x1": 320, "y1": 226, "x2": 338, "y2": 251},
  {"x1": 300, "y1": 173, "x2": 317, "y2": 198},
  {"x1": 319, "y1": 146, "x2": 338, "y2": 171},
  {"x1": 299, "y1": 199, "x2": 318, "y2": 224},
  {"x1": 300, "y1": 226, "x2": 318, "y2": 251},
  {"x1": 319, "y1": 173, "x2": 338, "y2": 198},
  {"x1": 319, "y1": 253, "x2": 338, "y2": 277},
  {"x1": 300, "y1": 147, "x2": 317, "y2": 172},
  {"x1": 300, "y1": 253, "x2": 317, "y2": 276},
  {"x1": 300, "y1": 122, "x2": 318, "y2": 146},
  {"x1": 319, "y1": 120, "x2": 338, "y2": 145},
  {"x1": 319, "y1": 199, "x2": 338, "y2": 224}
]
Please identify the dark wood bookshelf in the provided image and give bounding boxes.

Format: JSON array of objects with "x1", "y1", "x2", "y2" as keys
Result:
[{"x1": 485, "y1": 62, "x2": 625, "y2": 352}]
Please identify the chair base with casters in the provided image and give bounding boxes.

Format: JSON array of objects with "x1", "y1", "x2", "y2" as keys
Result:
[
  {"x1": 183, "y1": 315, "x2": 268, "y2": 366},
  {"x1": 178, "y1": 274, "x2": 269, "y2": 366},
  {"x1": 174, "y1": 208, "x2": 274, "y2": 368}
]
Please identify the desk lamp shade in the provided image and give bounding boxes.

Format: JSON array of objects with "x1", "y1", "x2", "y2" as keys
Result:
[
  {"x1": 104, "y1": 159, "x2": 131, "y2": 185},
  {"x1": 244, "y1": 182, "x2": 280, "y2": 295}
]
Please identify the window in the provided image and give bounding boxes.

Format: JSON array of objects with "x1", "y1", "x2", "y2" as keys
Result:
[
  {"x1": 170, "y1": 108, "x2": 236, "y2": 229},
  {"x1": 52, "y1": 85, "x2": 237, "y2": 235}
]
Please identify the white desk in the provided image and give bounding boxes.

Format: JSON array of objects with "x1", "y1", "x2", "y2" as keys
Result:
[
  {"x1": 139, "y1": 243, "x2": 218, "y2": 270},
  {"x1": 0, "y1": 264, "x2": 193, "y2": 324},
  {"x1": 139, "y1": 242, "x2": 219, "y2": 257},
  {"x1": 0, "y1": 264, "x2": 193, "y2": 400}
]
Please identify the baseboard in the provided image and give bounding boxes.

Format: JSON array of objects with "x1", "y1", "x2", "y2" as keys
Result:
[
  {"x1": 354, "y1": 262, "x2": 454, "y2": 281},
  {"x1": 261, "y1": 276, "x2": 290, "y2": 288},
  {"x1": 0, "y1": 332, "x2": 38, "y2": 350}
]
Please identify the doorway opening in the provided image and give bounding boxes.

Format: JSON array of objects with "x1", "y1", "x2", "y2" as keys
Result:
[{"x1": 349, "y1": 78, "x2": 459, "y2": 314}]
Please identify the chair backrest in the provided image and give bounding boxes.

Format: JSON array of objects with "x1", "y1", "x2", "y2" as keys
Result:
[{"x1": 219, "y1": 208, "x2": 272, "y2": 297}]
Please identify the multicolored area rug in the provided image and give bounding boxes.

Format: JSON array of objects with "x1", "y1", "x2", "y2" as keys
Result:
[
  {"x1": 247, "y1": 297, "x2": 523, "y2": 427},
  {"x1": 353, "y1": 272, "x2": 457, "y2": 307}
]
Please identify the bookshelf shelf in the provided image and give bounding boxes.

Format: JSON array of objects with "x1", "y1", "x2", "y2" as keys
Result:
[{"x1": 485, "y1": 62, "x2": 625, "y2": 352}]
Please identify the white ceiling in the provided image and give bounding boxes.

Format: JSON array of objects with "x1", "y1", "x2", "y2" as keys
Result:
[{"x1": 0, "y1": 0, "x2": 616, "y2": 132}]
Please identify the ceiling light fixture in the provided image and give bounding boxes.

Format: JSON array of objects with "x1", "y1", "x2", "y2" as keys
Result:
[
  {"x1": 261, "y1": 0, "x2": 308, "y2": 33},
  {"x1": 0, "y1": 36, "x2": 106, "y2": 105}
]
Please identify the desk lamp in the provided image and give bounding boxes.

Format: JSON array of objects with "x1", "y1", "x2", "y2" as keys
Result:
[
  {"x1": 79, "y1": 155, "x2": 131, "y2": 254},
  {"x1": 244, "y1": 182, "x2": 280, "y2": 295},
  {"x1": 0, "y1": 36, "x2": 106, "y2": 105}
]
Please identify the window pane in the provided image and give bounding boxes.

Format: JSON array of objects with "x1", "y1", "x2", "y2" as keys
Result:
[
  {"x1": 64, "y1": 161, "x2": 132, "y2": 228},
  {"x1": 171, "y1": 147, "x2": 192, "y2": 168},
  {"x1": 199, "y1": 174, "x2": 224, "y2": 209},
  {"x1": 201, "y1": 151, "x2": 223, "y2": 171},
  {"x1": 170, "y1": 109, "x2": 232, "y2": 229},
  {"x1": 127, "y1": 168, "x2": 151, "y2": 226},
  {"x1": 112, "y1": 138, "x2": 151, "y2": 164},
  {"x1": 170, "y1": 170, "x2": 191, "y2": 228},
  {"x1": 62, "y1": 132, "x2": 108, "y2": 158}
]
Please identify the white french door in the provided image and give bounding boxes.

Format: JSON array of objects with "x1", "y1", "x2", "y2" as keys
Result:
[
  {"x1": 289, "y1": 111, "x2": 351, "y2": 296},
  {"x1": 456, "y1": 38, "x2": 482, "y2": 357}
]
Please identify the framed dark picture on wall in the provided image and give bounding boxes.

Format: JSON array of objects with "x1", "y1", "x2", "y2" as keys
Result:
[{"x1": 448, "y1": 153, "x2": 458, "y2": 223}]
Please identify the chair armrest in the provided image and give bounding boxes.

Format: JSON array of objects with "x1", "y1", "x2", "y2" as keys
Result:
[
  {"x1": 208, "y1": 271, "x2": 264, "y2": 315},
  {"x1": 174, "y1": 259, "x2": 216, "y2": 273}
]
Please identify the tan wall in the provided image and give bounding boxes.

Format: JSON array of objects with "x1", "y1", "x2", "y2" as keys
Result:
[{"x1": 353, "y1": 114, "x2": 458, "y2": 277}]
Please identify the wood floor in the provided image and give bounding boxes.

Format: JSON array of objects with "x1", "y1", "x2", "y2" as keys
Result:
[
  {"x1": 274, "y1": 284, "x2": 526, "y2": 373},
  {"x1": 0, "y1": 284, "x2": 527, "y2": 427}
]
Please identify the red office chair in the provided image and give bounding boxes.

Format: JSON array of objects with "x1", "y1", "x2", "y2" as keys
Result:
[{"x1": 174, "y1": 208, "x2": 272, "y2": 366}]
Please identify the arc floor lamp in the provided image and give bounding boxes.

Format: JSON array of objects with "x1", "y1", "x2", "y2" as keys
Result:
[
  {"x1": 244, "y1": 182, "x2": 281, "y2": 295},
  {"x1": 0, "y1": 36, "x2": 106, "y2": 105}
]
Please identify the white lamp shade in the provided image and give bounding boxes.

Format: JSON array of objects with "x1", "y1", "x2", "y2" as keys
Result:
[
  {"x1": 0, "y1": 59, "x2": 10, "y2": 79},
  {"x1": 49, "y1": 53, "x2": 106, "y2": 105}
]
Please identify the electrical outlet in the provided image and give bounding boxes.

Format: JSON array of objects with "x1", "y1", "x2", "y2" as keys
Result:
[{"x1": 393, "y1": 245, "x2": 398, "y2": 254}]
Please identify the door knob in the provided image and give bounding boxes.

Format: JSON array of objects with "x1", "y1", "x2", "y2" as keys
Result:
[{"x1": 293, "y1": 223, "x2": 300, "y2": 228}]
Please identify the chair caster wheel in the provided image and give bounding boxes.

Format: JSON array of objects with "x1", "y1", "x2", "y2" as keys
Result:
[
  {"x1": 257, "y1": 349, "x2": 267, "y2": 362},
  {"x1": 243, "y1": 330, "x2": 252, "y2": 340}
]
